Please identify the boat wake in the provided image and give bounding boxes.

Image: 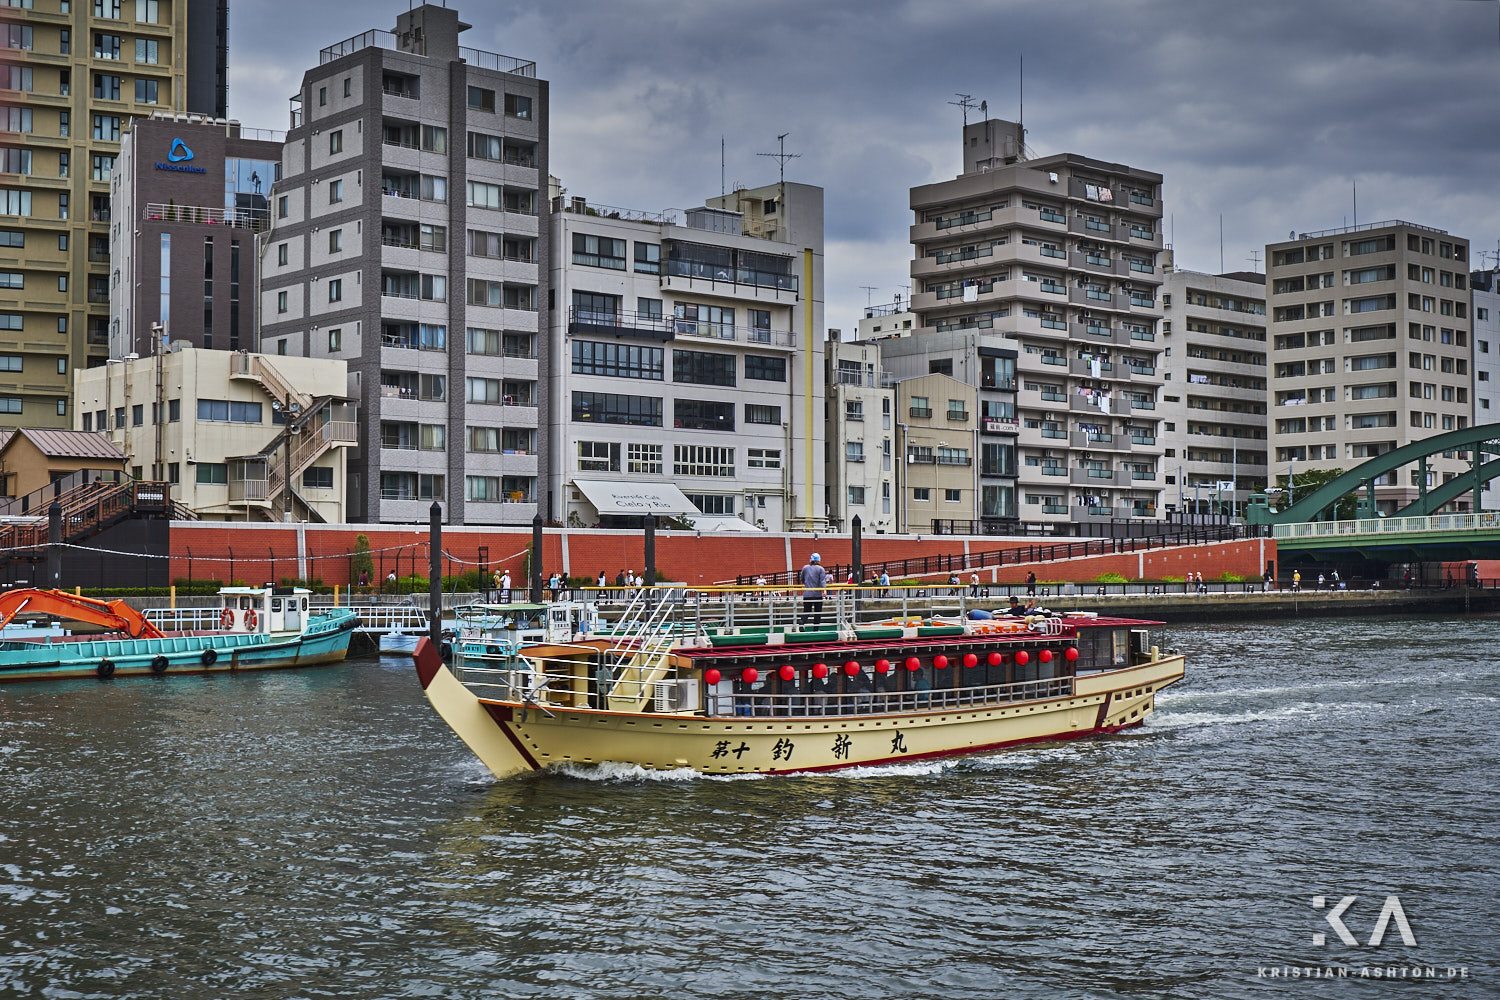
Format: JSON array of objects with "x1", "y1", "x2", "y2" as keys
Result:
[
  {"x1": 1147, "y1": 700, "x2": 1374, "y2": 733},
  {"x1": 546, "y1": 759, "x2": 958, "y2": 783}
]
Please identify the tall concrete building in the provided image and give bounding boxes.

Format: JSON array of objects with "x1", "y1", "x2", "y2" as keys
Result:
[
  {"x1": 1472, "y1": 266, "x2": 1500, "y2": 509},
  {"x1": 1157, "y1": 257, "x2": 1268, "y2": 518},
  {"x1": 1265, "y1": 223, "x2": 1473, "y2": 513},
  {"x1": 109, "y1": 113, "x2": 281, "y2": 359},
  {"x1": 259, "y1": 4, "x2": 548, "y2": 525},
  {"x1": 548, "y1": 182, "x2": 824, "y2": 531},
  {"x1": 0, "y1": 0, "x2": 227, "y2": 429},
  {"x1": 908, "y1": 119, "x2": 1166, "y2": 534}
]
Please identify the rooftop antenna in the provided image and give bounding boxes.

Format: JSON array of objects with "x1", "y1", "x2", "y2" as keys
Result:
[
  {"x1": 1019, "y1": 52, "x2": 1023, "y2": 137},
  {"x1": 1247, "y1": 249, "x2": 1263, "y2": 273},
  {"x1": 720, "y1": 135, "x2": 725, "y2": 197},
  {"x1": 860, "y1": 285, "x2": 877, "y2": 307},
  {"x1": 1219, "y1": 214, "x2": 1224, "y2": 273},
  {"x1": 757, "y1": 132, "x2": 799, "y2": 186},
  {"x1": 949, "y1": 93, "x2": 979, "y2": 128},
  {"x1": 1352, "y1": 179, "x2": 1357, "y2": 228}
]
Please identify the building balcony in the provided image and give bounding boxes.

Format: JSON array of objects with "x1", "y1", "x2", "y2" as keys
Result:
[
  {"x1": 1071, "y1": 431, "x2": 1130, "y2": 452},
  {"x1": 1069, "y1": 251, "x2": 1124, "y2": 277},
  {"x1": 661, "y1": 259, "x2": 798, "y2": 298},
  {"x1": 1071, "y1": 467, "x2": 1117, "y2": 485}
]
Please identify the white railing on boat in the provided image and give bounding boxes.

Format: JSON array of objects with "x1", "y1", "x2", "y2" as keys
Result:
[{"x1": 146, "y1": 604, "x2": 429, "y2": 634}]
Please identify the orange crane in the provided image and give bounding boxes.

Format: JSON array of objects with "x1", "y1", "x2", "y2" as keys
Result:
[{"x1": 0, "y1": 589, "x2": 165, "y2": 639}]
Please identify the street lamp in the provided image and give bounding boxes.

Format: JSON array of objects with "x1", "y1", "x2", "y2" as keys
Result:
[{"x1": 270, "y1": 395, "x2": 304, "y2": 522}]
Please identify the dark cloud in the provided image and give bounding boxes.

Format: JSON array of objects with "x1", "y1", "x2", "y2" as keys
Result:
[{"x1": 230, "y1": 0, "x2": 1500, "y2": 330}]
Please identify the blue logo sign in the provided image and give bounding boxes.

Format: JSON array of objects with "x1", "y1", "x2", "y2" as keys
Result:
[{"x1": 155, "y1": 137, "x2": 206, "y2": 174}]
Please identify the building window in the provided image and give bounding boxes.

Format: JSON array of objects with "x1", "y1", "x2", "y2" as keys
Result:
[
  {"x1": 277, "y1": 243, "x2": 288, "y2": 266},
  {"x1": 572, "y1": 233, "x2": 626, "y2": 270},
  {"x1": 945, "y1": 489, "x2": 963, "y2": 503},
  {"x1": 195, "y1": 463, "x2": 229, "y2": 485},
  {"x1": 745, "y1": 355, "x2": 786, "y2": 382},
  {"x1": 197, "y1": 400, "x2": 263, "y2": 423},
  {"x1": 133, "y1": 78, "x2": 156, "y2": 104},
  {"x1": 91, "y1": 114, "x2": 120, "y2": 140},
  {"x1": 328, "y1": 229, "x2": 342, "y2": 253},
  {"x1": 134, "y1": 38, "x2": 157, "y2": 63},
  {"x1": 848, "y1": 486, "x2": 866, "y2": 506},
  {"x1": 912, "y1": 488, "x2": 931, "y2": 502},
  {"x1": 745, "y1": 403, "x2": 781, "y2": 425},
  {"x1": 93, "y1": 32, "x2": 120, "y2": 59},
  {"x1": 328, "y1": 328, "x2": 341, "y2": 352},
  {"x1": 466, "y1": 86, "x2": 495, "y2": 111},
  {"x1": 92, "y1": 73, "x2": 120, "y2": 100},
  {"x1": 277, "y1": 195, "x2": 288, "y2": 218},
  {"x1": 329, "y1": 129, "x2": 342, "y2": 154},
  {"x1": 627, "y1": 443, "x2": 662, "y2": 474},
  {"x1": 276, "y1": 290, "x2": 287, "y2": 313},
  {"x1": 672, "y1": 349, "x2": 736, "y2": 386},
  {"x1": 328, "y1": 179, "x2": 343, "y2": 203},
  {"x1": 318, "y1": 86, "x2": 326, "y2": 106},
  {"x1": 673, "y1": 445, "x2": 735, "y2": 477},
  {"x1": 674, "y1": 398, "x2": 735, "y2": 431},
  {"x1": 747, "y1": 448, "x2": 781, "y2": 469},
  {"x1": 572, "y1": 340, "x2": 663, "y2": 380},
  {"x1": 302, "y1": 467, "x2": 334, "y2": 489},
  {"x1": 634, "y1": 242, "x2": 660, "y2": 274},
  {"x1": 578, "y1": 441, "x2": 621, "y2": 473},
  {"x1": 504, "y1": 93, "x2": 531, "y2": 118},
  {"x1": 343, "y1": 77, "x2": 351, "y2": 98},
  {"x1": 328, "y1": 278, "x2": 341, "y2": 302},
  {"x1": 571, "y1": 391, "x2": 662, "y2": 427}
]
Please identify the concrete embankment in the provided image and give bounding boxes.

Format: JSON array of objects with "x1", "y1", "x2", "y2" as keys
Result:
[{"x1": 976, "y1": 588, "x2": 1500, "y2": 623}]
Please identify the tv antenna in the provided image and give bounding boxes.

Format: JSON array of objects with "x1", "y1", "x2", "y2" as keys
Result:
[
  {"x1": 756, "y1": 132, "x2": 800, "y2": 188},
  {"x1": 860, "y1": 285, "x2": 877, "y2": 307},
  {"x1": 949, "y1": 93, "x2": 981, "y2": 128},
  {"x1": 1247, "y1": 249, "x2": 1263, "y2": 273}
]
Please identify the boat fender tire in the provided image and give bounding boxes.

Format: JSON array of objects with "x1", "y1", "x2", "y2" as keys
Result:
[
  {"x1": 149, "y1": 655, "x2": 169, "y2": 675},
  {"x1": 201, "y1": 648, "x2": 218, "y2": 666},
  {"x1": 96, "y1": 659, "x2": 115, "y2": 679}
]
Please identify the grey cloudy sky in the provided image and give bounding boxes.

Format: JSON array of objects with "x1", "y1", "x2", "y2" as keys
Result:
[{"x1": 229, "y1": 0, "x2": 1500, "y2": 333}]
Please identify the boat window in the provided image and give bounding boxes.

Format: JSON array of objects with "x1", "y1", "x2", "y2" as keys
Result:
[{"x1": 272, "y1": 598, "x2": 282, "y2": 613}]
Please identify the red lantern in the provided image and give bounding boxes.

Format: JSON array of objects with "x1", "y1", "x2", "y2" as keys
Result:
[
  {"x1": 742, "y1": 667, "x2": 759, "y2": 684},
  {"x1": 875, "y1": 659, "x2": 891, "y2": 674},
  {"x1": 934, "y1": 655, "x2": 949, "y2": 670},
  {"x1": 963, "y1": 653, "x2": 978, "y2": 668},
  {"x1": 987, "y1": 652, "x2": 1002, "y2": 666},
  {"x1": 905, "y1": 657, "x2": 921, "y2": 672},
  {"x1": 704, "y1": 668, "x2": 722, "y2": 685},
  {"x1": 843, "y1": 660, "x2": 860, "y2": 676},
  {"x1": 813, "y1": 662, "x2": 829, "y2": 678},
  {"x1": 1040, "y1": 649, "x2": 1053, "y2": 663},
  {"x1": 1014, "y1": 650, "x2": 1029, "y2": 666},
  {"x1": 779, "y1": 664, "x2": 795, "y2": 681},
  {"x1": 1065, "y1": 646, "x2": 1079, "y2": 662}
]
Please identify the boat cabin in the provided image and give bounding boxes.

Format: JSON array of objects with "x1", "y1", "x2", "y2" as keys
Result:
[
  {"x1": 219, "y1": 586, "x2": 312, "y2": 635},
  {"x1": 455, "y1": 601, "x2": 602, "y2": 654}
]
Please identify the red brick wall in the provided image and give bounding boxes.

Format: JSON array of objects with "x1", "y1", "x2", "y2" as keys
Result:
[{"x1": 168, "y1": 524, "x2": 1274, "y2": 588}]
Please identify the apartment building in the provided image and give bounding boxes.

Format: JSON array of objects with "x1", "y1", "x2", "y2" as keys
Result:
[
  {"x1": 824, "y1": 336, "x2": 893, "y2": 532},
  {"x1": 1265, "y1": 223, "x2": 1473, "y2": 512},
  {"x1": 548, "y1": 181, "x2": 824, "y2": 530},
  {"x1": 1157, "y1": 257, "x2": 1268, "y2": 518},
  {"x1": 856, "y1": 298, "x2": 914, "y2": 340},
  {"x1": 908, "y1": 119, "x2": 1166, "y2": 534},
  {"x1": 878, "y1": 329, "x2": 1018, "y2": 532},
  {"x1": 109, "y1": 113, "x2": 281, "y2": 358},
  {"x1": 0, "y1": 0, "x2": 226, "y2": 428},
  {"x1": 1472, "y1": 266, "x2": 1500, "y2": 509},
  {"x1": 893, "y1": 372, "x2": 978, "y2": 533},
  {"x1": 258, "y1": 4, "x2": 548, "y2": 525},
  {"x1": 73, "y1": 346, "x2": 354, "y2": 521}
]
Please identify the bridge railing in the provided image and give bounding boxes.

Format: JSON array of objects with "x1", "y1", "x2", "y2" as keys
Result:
[{"x1": 1274, "y1": 511, "x2": 1500, "y2": 540}]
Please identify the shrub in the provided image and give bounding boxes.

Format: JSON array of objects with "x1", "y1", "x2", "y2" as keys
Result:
[{"x1": 1094, "y1": 572, "x2": 1129, "y2": 584}]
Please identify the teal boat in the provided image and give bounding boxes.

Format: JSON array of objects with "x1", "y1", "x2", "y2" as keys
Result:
[{"x1": 0, "y1": 586, "x2": 358, "y2": 682}]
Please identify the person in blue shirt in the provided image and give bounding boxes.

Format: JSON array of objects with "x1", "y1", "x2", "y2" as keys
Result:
[{"x1": 799, "y1": 552, "x2": 828, "y2": 627}]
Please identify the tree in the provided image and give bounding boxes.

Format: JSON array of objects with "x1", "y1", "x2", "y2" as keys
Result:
[
  {"x1": 1270, "y1": 468, "x2": 1360, "y2": 520},
  {"x1": 351, "y1": 534, "x2": 374, "y2": 583}
]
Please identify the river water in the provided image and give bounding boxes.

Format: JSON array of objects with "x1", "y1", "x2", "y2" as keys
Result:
[{"x1": 2, "y1": 616, "x2": 1497, "y2": 999}]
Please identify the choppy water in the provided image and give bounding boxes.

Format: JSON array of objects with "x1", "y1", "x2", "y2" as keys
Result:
[{"x1": 2, "y1": 616, "x2": 1497, "y2": 999}]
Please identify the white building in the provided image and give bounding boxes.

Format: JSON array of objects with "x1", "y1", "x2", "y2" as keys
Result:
[
  {"x1": 548, "y1": 181, "x2": 825, "y2": 531},
  {"x1": 1157, "y1": 257, "x2": 1268, "y2": 519},
  {"x1": 73, "y1": 347, "x2": 355, "y2": 521},
  {"x1": 824, "y1": 336, "x2": 894, "y2": 531}
]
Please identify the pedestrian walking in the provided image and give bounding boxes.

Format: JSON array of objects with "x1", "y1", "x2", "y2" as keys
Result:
[
  {"x1": 500, "y1": 570, "x2": 512, "y2": 603},
  {"x1": 970, "y1": 573, "x2": 980, "y2": 598},
  {"x1": 799, "y1": 552, "x2": 828, "y2": 628},
  {"x1": 879, "y1": 570, "x2": 889, "y2": 598},
  {"x1": 1317, "y1": 573, "x2": 1325, "y2": 591},
  {"x1": 1262, "y1": 568, "x2": 1272, "y2": 593},
  {"x1": 1026, "y1": 570, "x2": 1037, "y2": 597}
]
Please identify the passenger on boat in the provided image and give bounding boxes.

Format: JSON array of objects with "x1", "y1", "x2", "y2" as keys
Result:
[
  {"x1": 1003, "y1": 596, "x2": 1025, "y2": 616},
  {"x1": 799, "y1": 553, "x2": 828, "y2": 628},
  {"x1": 593, "y1": 663, "x2": 613, "y2": 708}
]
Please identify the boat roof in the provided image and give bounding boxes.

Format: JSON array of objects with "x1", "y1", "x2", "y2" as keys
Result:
[
  {"x1": 461, "y1": 602, "x2": 549, "y2": 612},
  {"x1": 219, "y1": 586, "x2": 311, "y2": 596}
]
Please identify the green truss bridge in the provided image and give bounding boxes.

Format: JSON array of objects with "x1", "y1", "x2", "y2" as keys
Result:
[{"x1": 1246, "y1": 422, "x2": 1500, "y2": 564}]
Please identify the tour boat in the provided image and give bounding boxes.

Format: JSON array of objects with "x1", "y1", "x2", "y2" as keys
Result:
[
  {"x1": 415, "y1": 588, "x2": 1185, "y2": 778},
  {"x1": 0, "y1": 586, "x2": 358, "y2": 682}
]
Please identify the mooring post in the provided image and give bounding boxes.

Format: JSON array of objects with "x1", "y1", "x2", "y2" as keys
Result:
[
  {"x1": 644, "y1": 512, "x2": 657, "y2": 586},
  {"x1": 46, "y1": 502, "x2": 62, "y2": 589},
  {"x1": 851, "y1": 514, "x2": 863, "y2": 613},
  {"x1": 429, "y1": 502, "x2": 442, "y2": 647},
  {"x1": 530, "y1": 514, "x2": 544, "y2": 603}
]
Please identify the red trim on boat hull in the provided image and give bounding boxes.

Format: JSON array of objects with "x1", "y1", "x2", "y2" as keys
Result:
[
  {"x1": 485, "y1": 702, "x2": 543, "y2": 771},
  {"x1": 414, "y1": 637, "x2": 442, "y2": 690},
  {"x1": 757, "y1": 720, "x2": 1145, "y2": 775}
]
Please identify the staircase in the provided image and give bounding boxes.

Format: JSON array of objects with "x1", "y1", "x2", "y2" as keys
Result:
[
  {"x1": 602, "y1": 591, "x2": 681, "y2": 712},
  {"x1": 229, "y1": 354, "x2": 357, "y2": 522},
  {"x1": 0, "y1": 479, "x2": 174, "y2": 564}
]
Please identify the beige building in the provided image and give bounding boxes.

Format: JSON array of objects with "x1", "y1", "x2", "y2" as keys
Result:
[
  {"x1": 1265, "y1": 222, "x2": 1473, "y2": 512},
  {"x1": 894, "y1": 372, "x2": 977, "y2": 533},
  {"x1": 0, "y1": 0, "x2": 226, "y2": 428},
  {"x1": 73, "y1": 346, "x2": 355, "y2": 521},
  {"x1": 908, "y1": 119, "x2": 1166, "y2": 533},
  {"x1": 1157, "y1": 258, "x2": 1268, "y2": 517},
  {"x1": 0, "y1": 425, "x2": 123, "y2": 499},
  {"x1": 824, "y1": 336, "x2": 893, "y2": 532}
]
